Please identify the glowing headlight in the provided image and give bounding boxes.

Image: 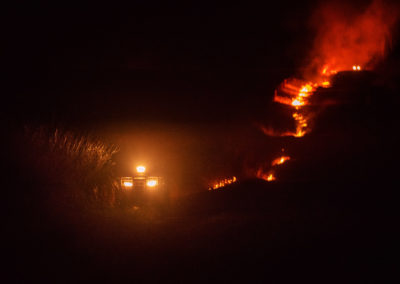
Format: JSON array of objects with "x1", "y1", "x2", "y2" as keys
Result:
[
  {"x1": 146, "y1": 179, "x2": 158, "y2": 187},
  {"x1": 123, "y1": 181, "x2": 133, "y2": 187},
  {"x1": 136, "y1": 166, "x2": 146, "y2": 173},
  {"x1": 121, "y1": 177, "x2": 133, "y2": 188}
]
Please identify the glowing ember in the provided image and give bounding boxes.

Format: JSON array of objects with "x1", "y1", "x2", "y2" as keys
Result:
[
  {"x1": 292, "y1": 98, "x2": 305, "y2": 107},
  {"x1": 266, "y1": 174, "x2": 275, "y2": 181},
  {"x1": 300, "y1": 84, "x2": 313, "y2": 93},
  {"x1": 271, "y1": 156, "x2": 291, "y2": 166},
  {"x1": 210, "y1": 176, "x2": 237, "y2": 190}
]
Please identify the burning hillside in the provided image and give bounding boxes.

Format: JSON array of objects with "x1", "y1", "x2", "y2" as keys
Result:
[
  {"x1": 207, "y1": 0, "x2": 399, "y2": 189},
  {"x1": 256, "y1": 0, "x2": 399, "y2": 183}
]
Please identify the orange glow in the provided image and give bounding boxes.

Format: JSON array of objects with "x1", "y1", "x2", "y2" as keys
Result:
[
  {"x1": 258, "y1": 0, "x2": 398, "y2": 187},
  {"x1": 121, "y1": 177, "x2": 134, "y2": 188},
  {"x1": 270, "y1": 77, "x2": 334, "y2": 138},
  {"x1": 304, "y1": 0, "x2": 397, "y2": 82},
  {"x1": 256, "y1": 166, "x2": 277, "y2": 182},
  {"x1": 273, "y1": 94, "x2": 293, "y2": 106},
  {"x1": 123, "y1": 181, "x2": 133, "y2": 187},
  {"x1": 146, "y1": 179, "x2": 158, "y2": 187},
  {"x1": 271, "y1": 156, "x2": 291, "y2": 166},
  {"x1": 292, "y1": 99, "x2": 304, "y2": 107},
  {"x1": 266, "y1": 174, "x2": 275, "y2": 182},
  {"x1": 211, "y1": 176, "x2": 237, "y2": 190},
  {"x1": 136, "y1": 166, "x2": 146, "y2": 173},
  {"x1": 300, "y1": 84, "x2": 313, "y2": 93}
]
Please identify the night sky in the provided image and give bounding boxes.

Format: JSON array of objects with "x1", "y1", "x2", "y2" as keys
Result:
[{"x1": 5, "y1": 1, "x2": 322, "y2": 127}]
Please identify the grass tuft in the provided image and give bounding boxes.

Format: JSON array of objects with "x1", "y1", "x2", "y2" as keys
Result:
[{"x1": 21, "y1": 126, "x2": 121, "y2": 209}]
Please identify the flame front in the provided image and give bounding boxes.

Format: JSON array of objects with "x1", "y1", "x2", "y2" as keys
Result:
[
  {"x1": 266, "y1": 174, "x2": 275, "y2": 181},
  {"x1": 261, "y1": 59, "x2": 368, "y2": 181},
  {"x1": 273, "y1": 79, "x2": 319, "y2": 138},
  {"x1": 209, "y1": 176, "x2": 237, "y2": 190},
  {"x1": 256, "y1": 170, "x2": 276, "y2": 182},
  {"x1": 256, "y1": 153, "x2": 291, "y2": 182},
  {"x1": 218, "y1": 0, "x2": 398, "y2": 189},
  {"x1": 271, "y1": 156, "x2": 291, "y2": 166}
]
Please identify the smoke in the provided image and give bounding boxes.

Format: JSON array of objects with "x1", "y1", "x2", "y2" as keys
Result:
[
  {"x1": 304, "y1": 0, "x2": 399, "y2": 81},
  {"x1": 256, "y1": 1, "x2": 399, "y2": 182}
]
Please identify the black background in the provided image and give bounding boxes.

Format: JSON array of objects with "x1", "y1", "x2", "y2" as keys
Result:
[{"x1": 4, "y1": 1, "x2": 321, "y2": 126}]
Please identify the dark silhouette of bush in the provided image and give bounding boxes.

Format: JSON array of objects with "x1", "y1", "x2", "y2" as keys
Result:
[{"x1": 20, "y1": 126, "x2": 121, "y2": 209}]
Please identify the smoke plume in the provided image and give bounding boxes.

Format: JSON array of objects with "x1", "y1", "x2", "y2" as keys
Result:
[{"x1": 304, "y1": 0, "x2": 399, "y2": 81}]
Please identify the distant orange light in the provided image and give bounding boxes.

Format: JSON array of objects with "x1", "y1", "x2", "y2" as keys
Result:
[
  {"x1": 123, "y1": 181, "x2": 133, "y2": 187},
  {"x1": 294, "y1": 130, "x2": 306, "y2": 137},
  {"x1": 292, "y1": 112, "x2": 303, "y2": 119},
  {"x1": 322, "y1": 81, "x2": 330, "y2": 87},
  {"x1": 121, "y1": 177, "x2": 134, "y2": 188},
  {"x1": 292, "y1": 99, "x2": 304, "y2": 107},
  {"x1": 146, "y1": 179, "x2": 158, "y2": 187},
  {"x1": 271, "y1": 156, "x2": 291, "y2": 166},
  {"x1": 136, "y1": 166, "x2": 146, "y2": 173},
  {"x1": 300, "y1": 84, "x2": 313, "y2": 93},
  {"x1": 210, "y1": 176, "x2": 237, "y2": 190},
  {"x1": 267, "y1": 174, "x2": 275, "y2": 182}
]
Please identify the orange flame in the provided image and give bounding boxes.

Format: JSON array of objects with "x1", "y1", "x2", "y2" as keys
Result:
[
  {"x1": 271, "y1": 156, "x2": 291, "y2": 166},
  {"x1": 305, "y1": 0, "x2": 398, "y2": 82},
  {"x1": 256, "y1": 169, "x2": 275, "y2": 182},
  {"x1": 266, "y1": 174, "x2": 275, "y2": 182},
  {"x1": 210, "y1": 176, "x2": 237, "y2": 190},
  {"x1": 255, "y1": 0, "x2": 399, "y2": 189}
]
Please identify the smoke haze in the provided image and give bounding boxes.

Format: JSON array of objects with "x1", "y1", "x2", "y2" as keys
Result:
[{"x1": 304, "y1": 0, "x2": 399, "y2": 80}]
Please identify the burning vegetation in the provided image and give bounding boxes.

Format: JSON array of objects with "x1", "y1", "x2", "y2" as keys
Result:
[
  {"x1": 206, "y1": 0, "x2": 398, "y2": 188},
  {"x1": 267, "y1": 0, "x2": 398, "y2": 136},
  {"x1": 209, "y1": 176, "x2": 237, "y2": 190},
  {"x1": 271, "y1": 156, "x2": 291, "y2": 166},
  {"x1": 256, "y1": 153, "x2": 291, "y2": 182},
  {"x1": 257, "y1": 0, "x2": 399, "y2": 183}
]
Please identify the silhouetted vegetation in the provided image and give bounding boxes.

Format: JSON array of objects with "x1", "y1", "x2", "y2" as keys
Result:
[{"x1": 19, "y1": 126, "x2": 121, "y2": 209}]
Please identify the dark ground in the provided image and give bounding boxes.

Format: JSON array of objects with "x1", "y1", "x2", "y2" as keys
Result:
[{"x1": 7, "y1": 178, "x2": 398, "y2": 283}]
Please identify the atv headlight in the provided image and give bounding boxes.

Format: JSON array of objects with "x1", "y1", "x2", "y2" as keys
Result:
[
  {"x1": 136, "y1": 166, "x2": 146, "y2": 173},
  {"x1": 146, "y1": 179, "x2": 158, "y2": 187}
]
